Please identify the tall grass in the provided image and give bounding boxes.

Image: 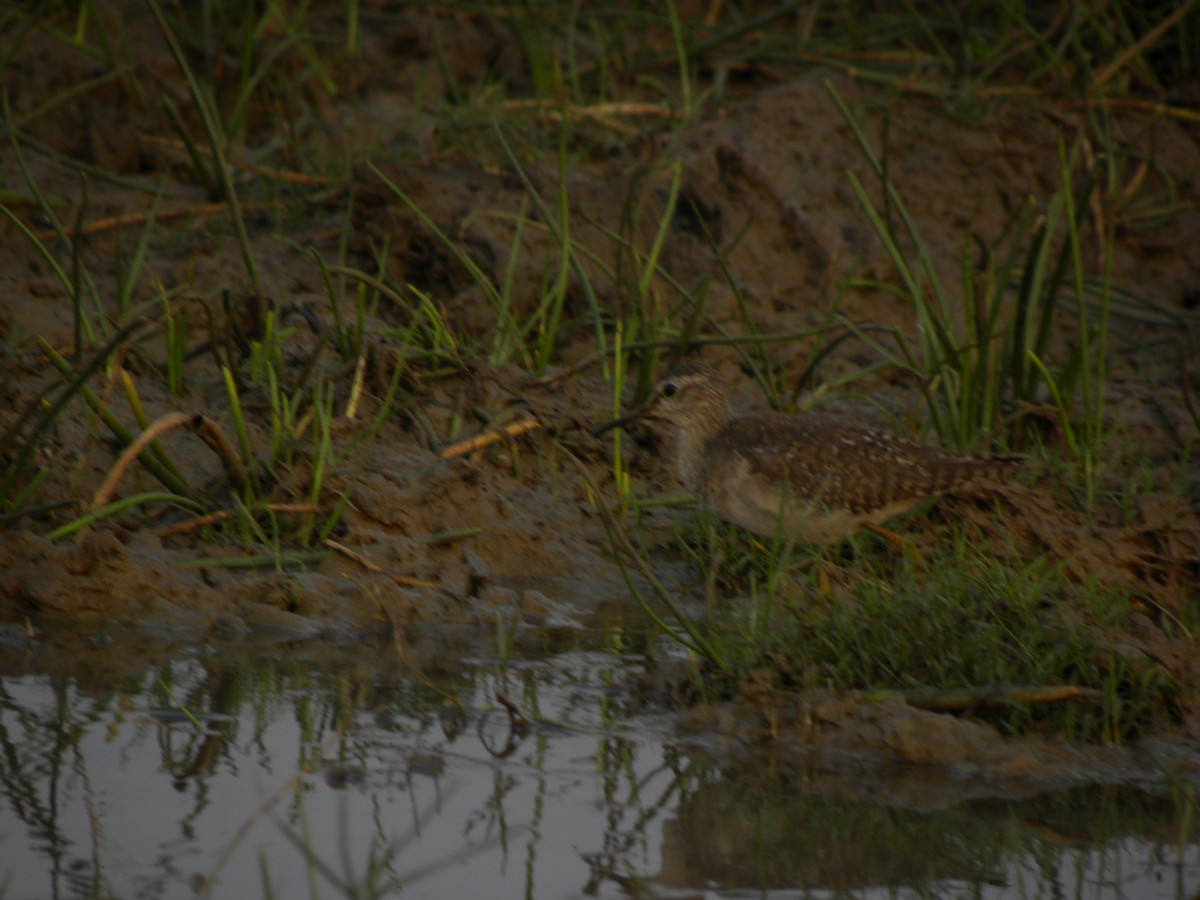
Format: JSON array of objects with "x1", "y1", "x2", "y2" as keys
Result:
[{"x1": 826, "y1": 81, "x2": 1119, "y2": 510}]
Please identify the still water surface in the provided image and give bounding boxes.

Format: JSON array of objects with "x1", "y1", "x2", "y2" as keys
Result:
[{"x1": 1, "y1": 633, "x2": 1197, "y2": 899}]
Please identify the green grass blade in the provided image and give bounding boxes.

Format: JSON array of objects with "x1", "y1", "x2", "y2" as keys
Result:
[
  {"x1": 45, "y1": 492, "x2": 202, "y2": 541},
  {"x1": 0, "y1": 320, "x2": 151, "y2": 505}
]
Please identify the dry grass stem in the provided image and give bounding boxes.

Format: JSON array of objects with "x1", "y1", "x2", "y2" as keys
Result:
[
  {"x1": 138, "y1": 134, "x2": 335, "y2": 185},
  {"x1": 92, "y1": 411, "x2": 193, "y2": 509},
  {"x1": 1092, "y1": 0, "x2": 1198, "y2": 88},
  {"x1": 344, "y1": 350, "x2": 367, "y2": 419},
  {"x1": 438, "y1": 415, "x2": 542, "y2": 459},
  {"x1": 32, "y1": 201, "x2": 282, "y2": 240},
  {"x1": 93, "y1": 411, "x2": 250, "y2": 510},
  {"x1": 325, "y1": 538, "x2": 438, "y2": 588},
  {"x1": 500, "y1": 99, "x2": 677, "y2": 135},
  {"x1": 155, "y1": 503, "x2": 319, "y2": 538}
]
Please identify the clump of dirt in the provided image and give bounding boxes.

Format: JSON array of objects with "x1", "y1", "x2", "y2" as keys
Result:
[{"x1": 1, "y1": 3, "x2": 1198, "y2": 776}]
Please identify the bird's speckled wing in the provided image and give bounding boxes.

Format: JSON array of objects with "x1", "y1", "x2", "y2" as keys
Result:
[{"x1": 708, "y1": 412, "x2": 1016, "y2": 515}]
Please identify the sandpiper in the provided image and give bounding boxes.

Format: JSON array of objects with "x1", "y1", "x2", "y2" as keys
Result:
[{"x1": 595, "y1": 362, "x2": 1019, "y2": 543}]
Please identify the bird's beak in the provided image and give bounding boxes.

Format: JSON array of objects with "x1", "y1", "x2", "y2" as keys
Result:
[{"x1": 592, "y1": 397, "x2": 656, "y2": 437}]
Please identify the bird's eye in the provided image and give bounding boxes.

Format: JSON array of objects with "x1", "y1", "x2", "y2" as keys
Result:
[{"x1": 661, "y1": 382, "x2": 678, "y2": 398}]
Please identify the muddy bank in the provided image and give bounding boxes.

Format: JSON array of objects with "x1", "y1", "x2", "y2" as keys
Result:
[{"x1": 1, "y1": 3, "x2": 1198, "y2": 779}]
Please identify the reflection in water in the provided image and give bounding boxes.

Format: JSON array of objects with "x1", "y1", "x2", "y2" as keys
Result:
[
  {"x1": 660, "y1": 773, "x2": 1200, "y2": 896},
  {"x1": 0, "y1": 642, "x2": 1197, "y2": 898}
]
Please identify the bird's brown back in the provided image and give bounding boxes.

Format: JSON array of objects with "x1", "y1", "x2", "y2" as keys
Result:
[{"x1": 701, "y1": 410, "x2": 1019, "y2": 515}]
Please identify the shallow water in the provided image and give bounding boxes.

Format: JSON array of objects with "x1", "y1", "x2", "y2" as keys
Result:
[{"x1": 1, "y1": 634, "x2": 1198, "y2": 900}]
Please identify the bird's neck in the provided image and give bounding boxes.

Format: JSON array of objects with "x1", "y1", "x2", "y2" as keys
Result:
[{"x1": 674, "y1": 400, "x2": 729, "y2": 490}]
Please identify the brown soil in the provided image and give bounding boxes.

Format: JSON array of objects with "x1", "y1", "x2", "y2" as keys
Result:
[{"x1": 1, "y1": 4, "x2": 1198, "y2": 777}]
